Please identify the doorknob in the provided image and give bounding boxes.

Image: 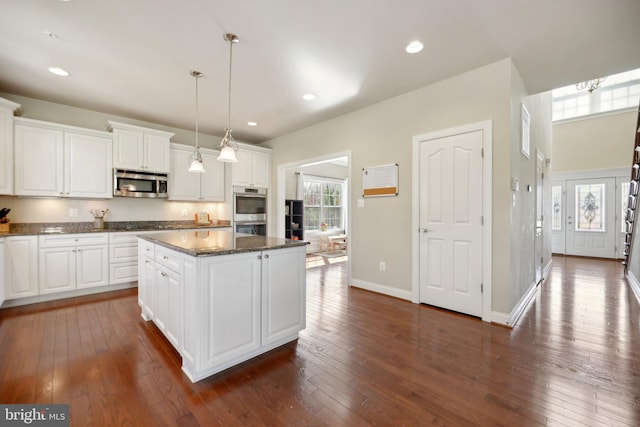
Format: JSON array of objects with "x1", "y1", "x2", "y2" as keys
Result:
[{"x1": 419, "y1": 228, "x2": 432, "y2": 233}]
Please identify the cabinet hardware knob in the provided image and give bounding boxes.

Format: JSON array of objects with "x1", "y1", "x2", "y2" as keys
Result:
[
  {"x1": 420, "y1": 228, "x2": 432, "y2": 233},
  {"x1": 264, "y1": 254, "x2": 269, "y2": 259},
  {"x1": 257, "y1": 255, "x2": 262, "y2": 260},
  {"x1": 163, "y1": 256, "x2": 168, "y2": 261},
  {"x1": 161, "y1": 272, "x2": 167, "y2": 277}
]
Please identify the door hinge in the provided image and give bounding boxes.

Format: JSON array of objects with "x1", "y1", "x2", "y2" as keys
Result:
[
  {"x1": 481, "y1": 216, "x2": 484, "y2": 225},
  {"x1": 541, "y1": 257, "x2": 543, "y2": 264},
  {"x1": 481, "y1": 148, "x2": 484, "y2": 158},
  {"x1": 481, "y1": 283, "x2": 484, "y2": 293},
  {"x1": 541, "y1": 172, "x2": 544, "y2": 179}
]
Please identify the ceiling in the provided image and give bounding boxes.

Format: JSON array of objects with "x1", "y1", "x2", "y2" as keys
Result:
[{"x1": 1, "y1": 0, "x2": 639, "y2": 144}]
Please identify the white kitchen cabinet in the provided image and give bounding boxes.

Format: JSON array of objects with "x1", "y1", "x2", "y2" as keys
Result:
[
  {"x1": 109, "y1": 121, "x2": 174, "y2": 173},
  {"x1": 39, "y1": 234, "x2": 109, "y2": 294},
  {"x1": 14, "y1": 118, "x2": 112, "y2": 198},
  {"x1": 231, "y1": 145, "x2": 271, "y2": 188},
  {"x1": 4, "y1": 236, "x2": 38, "y2": 300},
  {"x1": 261, "y1": 247, "x2": 307, "y2": 346},
  {"x1": 169, "y1": 144, "x2": 225, "y2": 201},
  {"x1": 138, "y1": 239, "x2": 156, "y2": 320},
  {"x1": 0, "y1": 238, "x2": 5, "y2": 306},
  {"x1": 0, "y1": 98, "x2": 21, "y2": 195}
]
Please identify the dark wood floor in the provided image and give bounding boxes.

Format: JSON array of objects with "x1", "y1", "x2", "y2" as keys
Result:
[{"x1": 1, "y1": 255, "x2": 639, "y2": 426}]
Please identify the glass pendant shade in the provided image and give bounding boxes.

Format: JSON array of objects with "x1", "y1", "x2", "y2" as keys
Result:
[
  {"x1": 188, "y1": 148, "x2": 205, "y2": 172},
  {"x1": 217, "y1": 144, "x2": 238, "y2": 163}
]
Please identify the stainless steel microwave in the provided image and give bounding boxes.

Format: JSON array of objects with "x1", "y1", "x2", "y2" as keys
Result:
[{"x1": 113, "y1": 169, "x2": 168, "y2": 198}]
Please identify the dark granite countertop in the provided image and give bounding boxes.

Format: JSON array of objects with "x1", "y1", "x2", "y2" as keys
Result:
[
  {"x1": 0, "y1": 220, "x2": 232, "y2": 237},
  {"x1": 139, "y1": 230, "x2": 308, "y2": 257}
]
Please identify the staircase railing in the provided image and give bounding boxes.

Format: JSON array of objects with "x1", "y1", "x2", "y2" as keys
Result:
[{"x1": 623, "y1": 101, "x2": 640, "y2": 269}]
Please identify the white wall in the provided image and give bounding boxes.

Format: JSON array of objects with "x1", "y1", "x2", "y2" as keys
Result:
[
  {"x1": 553, "y1": 110, "x2": 635, "y2": 172},
  {"x1": 264, "y1": 59, "x2": 526, "y2": 315}
]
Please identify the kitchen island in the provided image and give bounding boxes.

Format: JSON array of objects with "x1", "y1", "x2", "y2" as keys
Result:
[{"x1": 138, "y1": 230, "x2": 308, "y2": 382}]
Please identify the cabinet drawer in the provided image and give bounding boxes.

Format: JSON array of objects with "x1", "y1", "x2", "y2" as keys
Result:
[
  {"x1": 139, "y1": 240, "x2": 155, "y2": 258},
  {"x1": 155, "y1": 246, "x2": 181, "y2": 272},
  {"x1": 109, "y1": 261, "x2": 138, "y2": 284},
  {"x1": 39, "y1": 233, "x2": 108, "y2": 248},
  {"x1": 110, "y1": 230, "x2": 157, "y2": 244},
  {"x1": 110, "y1": 244, "x2": 138, "y2": 262}
]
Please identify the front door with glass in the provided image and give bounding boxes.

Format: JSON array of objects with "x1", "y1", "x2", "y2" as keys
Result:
[{"x1": 565, "y1": 178, "x2": 616, "y2": 258}]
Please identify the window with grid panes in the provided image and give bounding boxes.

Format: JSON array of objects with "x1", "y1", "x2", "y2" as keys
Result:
[{"x1": 303, "y1": 176, "x2": 344, "y2": 231}]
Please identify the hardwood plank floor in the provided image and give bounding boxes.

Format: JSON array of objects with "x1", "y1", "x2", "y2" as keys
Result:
[{"x1": 1, "y1": 255, "x2": 639, "y2": 426}]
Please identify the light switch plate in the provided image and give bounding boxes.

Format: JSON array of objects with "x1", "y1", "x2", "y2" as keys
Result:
[{"x1": 357, "y1": 198, "x2": 365, "y2": 208}]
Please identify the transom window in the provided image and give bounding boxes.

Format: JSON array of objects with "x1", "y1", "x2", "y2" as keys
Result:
[
  {"x1": 303, "y1": 176, "x2": 345, "y2": 231},
  {"x1": 552, "y1": 68, "x2": 640, "y2": 121}
]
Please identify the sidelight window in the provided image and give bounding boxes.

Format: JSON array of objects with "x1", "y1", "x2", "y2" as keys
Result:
[{"x1": 552, "y1": 185, "x2": 562, "y2": 231}]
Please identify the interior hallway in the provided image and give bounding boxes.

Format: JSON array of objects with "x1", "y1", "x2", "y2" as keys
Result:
[{"x1": 0, "y1": 255, "x2": 638, "y2": 426}]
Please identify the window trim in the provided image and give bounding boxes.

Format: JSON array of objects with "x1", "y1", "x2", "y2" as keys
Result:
[{"x1": 302, "y1": 174, "x2": 346, "y2": 232}]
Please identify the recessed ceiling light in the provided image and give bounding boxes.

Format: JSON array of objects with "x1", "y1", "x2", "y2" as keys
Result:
[
  {"x1": 247, "y1": 121, "x2": 257, "y2": 126},
  {"x1": 44, "y1": 31, "x2": 59, "y2": 39},
  {"x1": 405, "y1": 41, "x2": 424, "y2": 54},
  {"x1": 302, "y1": 93, "x2": 316, "y2": 101},
  {"x1": 48, "y1": 67, "x2": 70, "y2": 77}
]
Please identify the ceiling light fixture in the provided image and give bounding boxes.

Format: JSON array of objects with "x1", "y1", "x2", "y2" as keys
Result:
[
  {"x1": 405, "y1": 41, "x2": 423, "y2": 54},
  {"x1": 247, "y1": 121, "x2": 257, "y2": 126},
  {"x1": 188, "y1": 70, "x2": 205, "y2": 173},
  {"x1": 48, "y1": 67, "x2": 69, "y2": 77},
  {"x1": 217, "y1": 33, "x2": 240, "y2": 163},
  {"x1": 302, "y1": 93, "x2": 316, "y2": 101},
  {"x1": 576, "y1": 77, "x2": 606, "y2": 93}
]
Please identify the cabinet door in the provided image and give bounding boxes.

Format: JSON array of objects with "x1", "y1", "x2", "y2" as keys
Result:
[
  {"x1": 0, "y1": 239, "x2": 5, "y2": 306},
  {"x1": 155, "y1": 267, "x2": 169, "y2": 333},
  {"x1": 144, "y1": 134, "x2": 170, "y2": 173},
  {"x1": 205, "y1": 251, "x2": 261, "y2": 366},
  {"x1": 251, "y1": 151, "x2": 270, "y2": 188},
  {"x1": 39, "y1": 247, "x2": 76, "y2": 294},
  {"x1": 0, "y1": 106, "x2": 14, "y2": 195},
  {"x1": 165, "y1": 269, "x2": 182, "y2": 350},
  {"x1": 261, "y1": 247, "x2": 306, "y2": 346},
  {"x1": 15, "y1": 124, "x2": 64, "y2": 196},
  {"x1": 5, "y1": 236, "x2": 38, "y2": 299},
  {"x1": 200, "y1": 151, "x2": 225, "y2": 201},
  {"x1": 169, "y1": 147, "x2": 200, "y2": 200},
  {"x1": 140, "y1": 257, "x2": 157, "y2": 321},
  {"x1": 65, "y1": 132, "x2": 113, "y2": 198},
  {"x1": 231, "y1": 149, "x2": 253, "y2": 187},
  {"x1": 76, "y1": 245, "x2": 109, "y2": 289},
  {"x1": 113, "y1": 129, "x2": 144, "y2": 170}
]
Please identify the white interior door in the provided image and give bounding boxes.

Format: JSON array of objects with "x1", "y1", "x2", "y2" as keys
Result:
[
  {"x1": 535, "y1": 151, "x2": 544, "y2": 284},
  {"x1": 566, "y1": 178, "x2": 616, "y2": 258},
  {"x1": 419, "y1": 130, "x2": 483, "y2": 317}
]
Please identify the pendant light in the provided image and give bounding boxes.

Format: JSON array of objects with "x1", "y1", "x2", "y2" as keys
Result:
[
  {"x1": 217, "y1": 33, "x2": 239, "y2": 163},
  {"x1": 188, "y1": 70, "x2": 206, "y2": 173}
]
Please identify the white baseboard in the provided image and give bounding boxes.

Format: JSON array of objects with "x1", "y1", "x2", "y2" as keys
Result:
[
  {"x1": 350, "y1": 279, "x2": 412, "y2": 301},
  {"x1": 626, "y1": 270, "x2": 640, "y2": 303},
  {"x1": 543, "y1": 258, "x2": 553, "y2": 278},
  {"x1": 1, "y1": 282, "x2": 138, "y2": 309},
  {"x1": 492, "y1": 280, "x2": 539, "y2": 328}
]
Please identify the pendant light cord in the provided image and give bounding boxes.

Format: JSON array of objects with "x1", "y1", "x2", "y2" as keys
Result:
[
  {"x1": 195, "y1": 73, "x2": 199, "y2": 149},
  {"x1": 227, "y1": 38, "x2": 233, "y2": 131}
]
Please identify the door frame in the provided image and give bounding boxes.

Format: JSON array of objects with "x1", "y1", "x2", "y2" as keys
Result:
[
  {"x1": 411, "y1": 120, "x2": 493, "y2": 322},
  {"x1": 553, "y1": 167, "x2": 627, "y2": 258}
]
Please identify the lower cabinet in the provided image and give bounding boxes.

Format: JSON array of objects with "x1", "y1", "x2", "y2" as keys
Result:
[
  {"x1": 0, "y1": 238, "x2": 5, "y2": 306},
  {"x1": 137, "y1": 238, "x2": 306, "y2": 382},
  {"x1": 39, "y1": 234, "x2": 109, "y2": 294},
  {"x1": 4, "y1": 236, "x2": 38, "y2": 299}
]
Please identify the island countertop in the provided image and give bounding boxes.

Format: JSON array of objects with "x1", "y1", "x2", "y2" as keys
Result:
[{"x1": 138, "y1": 230, "x2": 308, "y2": 257}]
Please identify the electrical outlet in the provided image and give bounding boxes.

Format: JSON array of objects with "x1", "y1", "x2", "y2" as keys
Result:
[
  {"x1": 379, "y1": 261, "x2": 386, "y2": 272},
  {"x1": 181, "y1": 209, "x2": 188, "y2": 217},
  {"x1": 357, "y1": 198, "x2": 365, "y2": 208}
]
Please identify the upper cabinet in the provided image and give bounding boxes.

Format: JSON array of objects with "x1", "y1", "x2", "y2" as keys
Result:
[
  {"x1": 231, "y1": 144, "x2": 271, "y2": 188},
  {"x1": 169, "y1": 143, "x2": 225, "y2": 201},
  {"x1": 0, "y1": 98, "x2": 21, "y2": 195},
  {"x1": 14, "y1": 118, "x2": 113, "y2": 198},
  {"x1": 108, "y1": 121, "x2": 174, "y2": 173}
]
